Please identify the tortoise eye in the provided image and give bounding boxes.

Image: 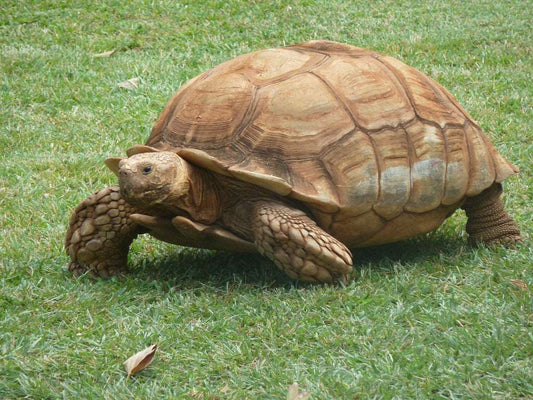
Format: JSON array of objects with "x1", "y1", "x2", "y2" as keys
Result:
[{"x1": 142, "y1": 165, "x2": 153, "y2": 175}]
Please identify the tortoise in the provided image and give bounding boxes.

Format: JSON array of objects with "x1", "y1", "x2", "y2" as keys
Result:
[{"x1": 65, "y1": 40, "x2": 521, "y2": 283}]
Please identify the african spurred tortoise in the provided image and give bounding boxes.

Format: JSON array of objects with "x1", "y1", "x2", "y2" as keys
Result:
[{"x1": 66, "y1": 40, "x2": 521, "y2": 283}]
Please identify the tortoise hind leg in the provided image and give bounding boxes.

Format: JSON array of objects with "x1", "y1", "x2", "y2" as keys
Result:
[
  {"x1": 462, "y1": 183, "x2": 521, "y2": 246},
  {"x1": 65, "y1": 186, "x2": 143, "y2": 277}
]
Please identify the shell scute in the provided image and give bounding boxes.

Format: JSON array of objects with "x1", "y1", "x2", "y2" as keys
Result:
[
  {"x1": 380, "y1": 55, "x2": 466, "y2": 127},
  {"x1": 167, "y1": 72, "x2": 254, "y2": 146},
  {"x1": 251, "y1": 73, "x2": 354, "y2": 144},
  {"x1": 371, "y1": 129, "x2": 410, "y2": 219},
  {"x1": 464, "y1": 123, "x2": 496, "y2": 196},
  {"x1": 231, "y1": 48, "x2": 326, "y2": 86},
  {"x1": 286, "y1": 159, "x2": 340, "y2": 212},
  {"x1": 442, "y1": 126, "x2": 469, "y2": 205},
  {"x1": 321, "y1": 130, "x2": 379, "y2": 216},
  {"x1": 313, "y1": 57, "x2": 416, "y2": 130},
  {"x1": 404, "y1": 121, "x2": 446, "y2": 212}
]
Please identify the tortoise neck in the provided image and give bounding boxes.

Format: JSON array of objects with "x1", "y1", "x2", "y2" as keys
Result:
[{"x1": 178, "y1": 162, "x2": 222, "y2": 224}]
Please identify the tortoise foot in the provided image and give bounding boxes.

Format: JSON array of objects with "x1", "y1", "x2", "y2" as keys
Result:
[{"x1": 65, "y1": 186, "x2": 142, "y2": 277}]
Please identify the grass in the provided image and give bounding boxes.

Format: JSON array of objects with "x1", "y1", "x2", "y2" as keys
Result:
[{"x1": 1, "y1": 0, "x2": 532, "y2": 398}]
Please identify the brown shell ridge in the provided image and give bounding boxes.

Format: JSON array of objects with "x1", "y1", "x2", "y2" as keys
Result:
[
  {"x1": 420, "y1": 72, "x2": 467, "y2": 127},
  {"x1": 231, "y1": 82, "x2": 261, "y2": 143},
  {"x1": 375, "y1": 55, "x2": 467, "y2": 130},
  {"x1": 376, "y1": 57, "x2": 458, "y2": 132},
  {"x1": 373, "y1": 55, "x2": 421, "y2": 121},
  {"x1": 438, "y1": 119, "x2": 449, "y2": 207},
  {"x1": 403, "y1": 125, "x2": 415, "y2": 212},
  {"x1": 370, "y1": 126, "x2": 412, "y2": 219},
  {"x1": 463, "y1": 121, "x2": 473, "y2": 194},
  {"x1": 367, "y1": 134, "x2": 383, "y2": 209},
  {"x1": 441, "y1": 123, "x2": 450, "y2": 205},
  {"x1": 147, "y1": 73, "x2": 210, "y2": 147},
  {"x1": 178, "y1": 147, "x2": 295, "y2": 197},
  {"x1": 463, "y1": 120, "x2": 499, "y2": 196},
  {"x1": 256, "y1": 55, "x2": 331, "y2": 88},
  {"x1": 477, "y1": 126, "x2": 519, "y2": 182},
  {"x1": 435, "y1": 81, "x2": 479, "y2": 127},
  {"x1": 309, "y1": 69, "x2": 419, "y2": 134},
  {"x1": 317, "y1": 129, "x2": 359, "y2": 162},
  {"x1": 307, "y1": 71, "x2": 360, "y2": 129},
  {"x1": 288, "y1": 40, "x2": 378, "y2": 58},
  {"x1": 371, "y1": 56, "x2": 465, "y2": 133},
  {"x1": 251, "y1": 61, "x2": 327, "y2": 88},
  {"x1": 318, "y1": 157, "x2": 340, "y2": 206},
  {"x1": 479, "y1": 128, "x2": 499, "y2": 187}
]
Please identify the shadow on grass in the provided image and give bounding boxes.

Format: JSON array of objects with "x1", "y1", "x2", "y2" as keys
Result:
[
  {"x1": 129, "y1": 231, "x2": 469, "y2": 290},
  {"x1": 131, "y1": 249, "x2": 290, "y2": 290},
  {"x1": 354, "y1": 233, "x2": 467, "y2": 267}
]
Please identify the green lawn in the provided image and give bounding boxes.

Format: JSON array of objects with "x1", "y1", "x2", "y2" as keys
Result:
[{"x1": 1, "y1": 0, "x2": 532, "y2": 398}]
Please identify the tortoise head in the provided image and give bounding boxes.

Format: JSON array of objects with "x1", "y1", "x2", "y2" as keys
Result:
[{"x1": 106, "y1": 151, "x2": 190, "y2": 209}]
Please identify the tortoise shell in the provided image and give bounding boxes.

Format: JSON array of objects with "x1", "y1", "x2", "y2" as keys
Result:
[{"x1": 137, "y1": 40, "x2": 518, "y2": 247}]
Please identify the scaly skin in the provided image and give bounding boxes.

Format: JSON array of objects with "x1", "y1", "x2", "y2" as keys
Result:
[
  {"x1": 252, "y1": 201, "x2": 353, "y2": 283},
  {"x1": 65, "y1": 186, "x2": 143, "y2": 277},
  {"x1": 462, "y1": 183, "x2": 522, "y2": 246}
]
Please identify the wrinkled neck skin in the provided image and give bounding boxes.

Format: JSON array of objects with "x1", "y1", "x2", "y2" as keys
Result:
[
  {"x1": 152, "y1": 162, "x2": 223, "y2": 225},
  {"x1": 182, "y1": 165, "x2": 223, "y2": 224}
]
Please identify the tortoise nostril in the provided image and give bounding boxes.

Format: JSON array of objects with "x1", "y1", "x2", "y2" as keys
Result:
[{"x1": 120, "y1": 167, "x2": 134, "y2": 177}]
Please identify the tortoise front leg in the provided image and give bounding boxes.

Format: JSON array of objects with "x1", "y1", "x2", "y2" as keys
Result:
[
  {"x1": 251, "y1": 201, "x2": 353, "y2": 283},
  {"x1": 65, "y1": 186, "x2": 143, "y2": 277}
]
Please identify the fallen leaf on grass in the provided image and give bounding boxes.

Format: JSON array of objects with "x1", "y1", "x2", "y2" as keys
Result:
[
  {"x1": 124, "y1": 344, "x2": 157, "y2": 378},
  {"x1": 93, "y1": 49, "x2": 117, "y2": 58},
  {"x1": 287, "y1": 382, "x2": 311, "y2": 400},
  {"x1": 510, "y1": 279, "x2": 528, "y2": 291},
  {"x1": 118, "y1": 77, "x2": 140, "y2": 90}
]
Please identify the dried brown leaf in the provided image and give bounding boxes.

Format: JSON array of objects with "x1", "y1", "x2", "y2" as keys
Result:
[
  {"x1": 93, "y1": 49, "x2": 117, "y2": 58},
  {"x1": 118, "y1": 77, "x2": 140, "y2": 90},
  {"x1": 287, "y1": 382, "x2": 311, "y2": 400},
  {"x1": 510, "y1": 279, "x2": 528, "y2": 291},
  {"x1": 124, "y1": 344, "x2": 158, "y2": 378}
]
